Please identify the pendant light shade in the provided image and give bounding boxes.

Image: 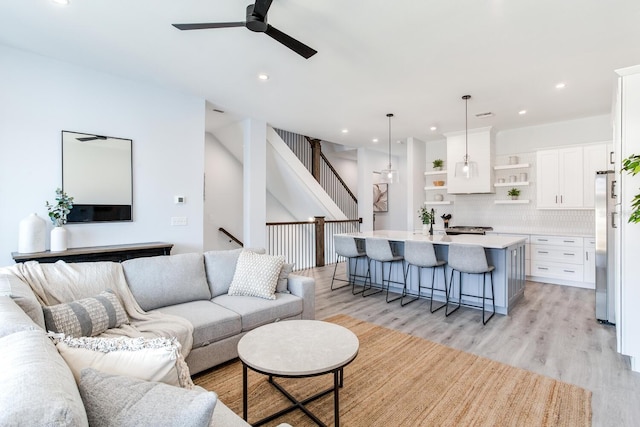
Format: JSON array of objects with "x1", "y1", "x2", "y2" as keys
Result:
[
  {"x1": 454, "y1": 95, "x2": 479, "y2": 179},
  {"x1": 380, "y1": 113, "x2": 398, "y2": 184}
]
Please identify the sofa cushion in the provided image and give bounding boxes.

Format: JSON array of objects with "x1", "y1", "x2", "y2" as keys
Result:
[
  {"x1": 0, "y1": 272, "x2": 46, "y2": 328},
  {"x1": 42, "y1": 289, "x2": 129, "y2": 337},
  {"x1": 277, "y1": 263, "x2": 294, "y2": 293},
  {"x1": 203, "y1": 248, "x2": 267, "y2": 297},
  {"x1": 0, "y1": 329, "x2": 88, "y2": 426},
  {"x1": 79, "y1": 368, "x2": 217, "y2": 427},
  {"x1": 123, "y1": 253, "x2": 211, "y2": 311},
  {"x1": 228, "y1": 251, "x2": 284, "y2": 300},
  {"x1": 55, "y1": 335, "x2": 194, "y2": 389},
  {"x1": 212, "y1": 293, "x2": 304, "y2": 331},
  {"x1": 153, "y1": 300, "x2": 242, "y2": 349},
  {"x1": 0, "y1": 296, "x2": 42, "y2": 338}
]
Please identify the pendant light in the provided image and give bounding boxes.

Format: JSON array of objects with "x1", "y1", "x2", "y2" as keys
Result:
[
  {"x1": 380, "y1": 113, "x2": 398, "y2": 184},
  {"x1": 454, "y1": 95, "x2": 478, "y2": 179}
]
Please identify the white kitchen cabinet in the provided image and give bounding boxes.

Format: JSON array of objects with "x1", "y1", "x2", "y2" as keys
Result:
[
  {"x1": 530, "y1": 235, "x2": 591, "y2": 288},
  {"x1": 583, "y1": 143, "x2": 610, "y2": 208},
  {"x1": 445, "y1": 126, "x2": 494, "y2": 194},
  {"x1": 584, "y1": 238, "x2": 595, "y2": 285},
  {"x1": 614, "y1": 65, "x2": 640, "y2": 371},
  {"x1": 536, "y1": 147, "x2": 584, "y2": 208}
]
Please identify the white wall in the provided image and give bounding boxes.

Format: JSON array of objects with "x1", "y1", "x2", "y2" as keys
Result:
[{"x1": 0, "y1": 45, "x2": 205, "y2": 266}]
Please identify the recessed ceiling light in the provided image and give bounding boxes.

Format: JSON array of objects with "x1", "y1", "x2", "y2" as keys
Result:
[
  {"x1": 430, "y1": 126, "x2": 437, "y2": 131},
  {"x1": 257, "y1": 73, "x2": 269, "y2": 81},
  {"x1": 341, "y1": 129, "x2": 348, "y2": 134},
  {"x1": 555, "y1": 82, "x2": 566, "y2": 89},
  {"x1": 372, "y1": 138, "x2": 379, "y2": 143},
  {"x1": 51, "y1": 0, "x2": 70, "y2": 5},
  {"x1": 518, "y1": 110, "x2": 527, "y2": 115}
]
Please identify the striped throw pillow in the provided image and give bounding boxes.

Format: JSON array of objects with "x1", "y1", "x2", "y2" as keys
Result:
[{"x1": 43, "y1": 289, "x2": 129, "y2": 337}]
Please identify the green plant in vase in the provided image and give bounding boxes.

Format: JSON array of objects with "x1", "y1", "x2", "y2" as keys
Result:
[
  {"x1": 46, "y1": 188, "x2": 74, "y2": 227},
  {"x1": 622, "y1": 154, "x2": 640, "y2": 223},
  {"x1": 507, "y1": 188, "x2": 520, "y2": 200},
  {"x1": 432, "y1": 159, "x2": 444, "y2": 171}
]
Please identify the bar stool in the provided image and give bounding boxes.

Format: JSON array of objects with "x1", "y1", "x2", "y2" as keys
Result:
[
  {"x1": 402, "y1": 240, "x2": 448, "y2": 311},
  {"x1": 363, "y1": 237, "x2": 406, "y2": 303},
  {"x1": 331, "y1": 235, "x2": 368, "y2": 294},
  {"x1": 445, "y1": 244, "x2": 495, "y2": 324}
]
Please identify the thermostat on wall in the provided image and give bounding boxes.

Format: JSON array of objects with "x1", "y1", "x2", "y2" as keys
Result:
[{"x1": 174, "y1": 196, "x2": 186, "y2": 204}]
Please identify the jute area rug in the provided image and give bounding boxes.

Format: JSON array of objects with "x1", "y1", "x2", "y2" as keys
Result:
[{"x1": 193, "y1": 314, "x2": 591, "y2": 426}]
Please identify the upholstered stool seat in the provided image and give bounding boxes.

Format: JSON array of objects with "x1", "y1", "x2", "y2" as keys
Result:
[
  {"x1": 363, "y1": 237, "x2": 407, "y2": 303},
  {"x1": 402, "y1": 240, "x2": 448, "y2": 310},
  {"x1": 331, "y1": 235, "x2": 368, "y2": 294},
  {"x1": 445, "y1": 243, "x2": 496, "y2": 324}
]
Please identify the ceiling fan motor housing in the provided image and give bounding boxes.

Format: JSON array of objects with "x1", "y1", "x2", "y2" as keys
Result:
[{"x1": 246, "y1": 5, "x2": 268, "y2": 32}]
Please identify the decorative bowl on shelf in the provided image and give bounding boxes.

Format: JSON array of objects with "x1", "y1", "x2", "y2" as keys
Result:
[
  {"x1": 434, "y1": 193, "x2": 444, "y2": 201},
  {"x1": 433, "y1": 180, "x2": 445, "y2": 186}
]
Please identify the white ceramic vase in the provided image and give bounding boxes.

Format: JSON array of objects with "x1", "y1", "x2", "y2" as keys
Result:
[
  {"x1": 18, "y1": 213, "x2": 46, "y2": 253},
  {"x1": 50, "y1": 226, "x2": 68, "y2": 252},
  {"x1": 422, "y1": 224, "x2": 429, "y2": 235}
]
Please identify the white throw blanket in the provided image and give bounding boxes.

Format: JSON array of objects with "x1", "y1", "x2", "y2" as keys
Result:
[{"x1": 2, "y1": 260, "x2": 194, "y2": 356}]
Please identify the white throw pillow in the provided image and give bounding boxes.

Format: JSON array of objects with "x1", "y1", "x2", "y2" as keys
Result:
[
  {"x1": 53, "y1": 335, "x2": 194, "y2": 389},
  {"x1": 227, "y1": 251, "x2": 285, "y2": 300}
]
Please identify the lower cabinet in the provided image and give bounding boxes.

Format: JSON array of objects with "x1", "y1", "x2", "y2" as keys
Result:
[
  {"x1": 530, "y1": 235, "x2": 594, "y2": 289},
  {"x1": 584, "y1": 238, "x2": 596, "y2": 285}
]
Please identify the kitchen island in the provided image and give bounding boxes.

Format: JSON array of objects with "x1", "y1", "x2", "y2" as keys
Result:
[{"x1": 337, "y1": 230, "x2": 527, "y2": 315}]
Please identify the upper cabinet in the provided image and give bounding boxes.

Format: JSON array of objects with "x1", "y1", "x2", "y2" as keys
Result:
[
  {"x1": 537, "y1": 147, "x2": 584, "y2": 208},
  {"x1": 537, "y1": 143, "x2": 609, "y2": 209},
  {"x1": 445, "y1": 126, "x2": 495, "y2": 194}
]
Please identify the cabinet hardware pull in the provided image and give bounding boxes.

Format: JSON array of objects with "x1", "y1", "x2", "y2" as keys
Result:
[
  {"x1": 612, "y1": 212, "x2": 618, "y2": 229},
  {"x1": 538, "y1": 251, "x2": 549, "y2": 254},
  {"x1": 610, "y1": 151, "x2": 615, "y2": 164},
  {"x1": 561, "y1": 195, "x2": 563, "y2": 203},
  {"x1": 564, "y1": 270, "x2": 575, "y2": 273},
  {"x1": 538, "y1": 239, "x2": 548, "y2": 242},
  {"x1": 586, "y1": 252, "x2": 589, "y2": 261},
  {"x1": 538, "y1": 267, "x2": 549, "y2": 270},
  {"x1": 555, "y1": 195, "x2": 558, "y2": 203},
  {"x1": 563, "y1": 253, "x2": 575, "y2": 256},
  {"x1": 563, "y1": 240, "x2": 575, "y2": 243},
  {"x1": 611, "y1": 180, "x2": 618, "y2": 199}
]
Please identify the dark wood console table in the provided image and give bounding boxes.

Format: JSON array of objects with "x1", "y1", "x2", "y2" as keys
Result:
[{"x1": 11, "y1": 242, "x2": 173, "y2": 264}]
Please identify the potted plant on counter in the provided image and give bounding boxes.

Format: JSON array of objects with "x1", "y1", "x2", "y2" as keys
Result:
[
  {"x1": 432, "y1": 159, "x2": 444, "y2": 171},
  {"x1": 622, "y1": 154, "x2": 640, "y2": 223},
  {"x1": 418, "y1": 206, "x2": 434, "y2": 235},
  {"x1": 507, "y1": 188, "x2": 521, "y2": 200}
]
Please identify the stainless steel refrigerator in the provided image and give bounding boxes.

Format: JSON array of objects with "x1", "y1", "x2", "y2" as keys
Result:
[{"x1": 595, "y1": 170, "x2": 616, "y2": 324}]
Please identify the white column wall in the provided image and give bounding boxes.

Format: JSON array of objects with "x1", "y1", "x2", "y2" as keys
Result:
[{"x1": 242, "y1": 119, "x2": 267, "y2": 248}]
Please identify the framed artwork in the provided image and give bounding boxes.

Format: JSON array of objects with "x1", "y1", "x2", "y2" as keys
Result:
[{"x1": 373, "y1": 183, "x2": 388, "y2": 212}]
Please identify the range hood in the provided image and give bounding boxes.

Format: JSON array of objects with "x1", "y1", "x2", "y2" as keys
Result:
[{"x1": 444, "y1": 126, "x2": 495, "y2": 194}]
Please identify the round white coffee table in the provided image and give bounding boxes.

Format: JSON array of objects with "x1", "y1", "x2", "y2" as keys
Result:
[{"x1": 238, "y1": 320, "x2": 359, "y2": 427}]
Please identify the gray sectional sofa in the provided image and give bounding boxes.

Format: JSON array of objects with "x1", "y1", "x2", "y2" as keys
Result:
[{"x1": 0, "y1": 248, "x2": 315, "y2": 426}]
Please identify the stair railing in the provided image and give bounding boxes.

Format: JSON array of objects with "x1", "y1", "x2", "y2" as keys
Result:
[{"x1": 218, "y1": 227, "x2": 243, "y2": 247}]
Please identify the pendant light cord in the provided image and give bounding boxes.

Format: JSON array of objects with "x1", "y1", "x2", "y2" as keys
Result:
[
  {"x1": 462, "y1": 95, "x2": 471, "y2": 162},
  {"x1": 387, "y1": 113, "x2": 394, "y2": 168}
]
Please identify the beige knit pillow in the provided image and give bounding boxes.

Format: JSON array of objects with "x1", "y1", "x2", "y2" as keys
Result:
[{"x1": 228, "y1": 251, "x2": 285, "y2": 300}]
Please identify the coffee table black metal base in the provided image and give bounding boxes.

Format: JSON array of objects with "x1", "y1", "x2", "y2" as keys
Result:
[{"x1": 242, "y1": 364, "x2": 346, "y2": 427}]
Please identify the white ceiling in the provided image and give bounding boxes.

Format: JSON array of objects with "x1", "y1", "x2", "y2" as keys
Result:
[{"x1": 2, "y1": 0, "x2": 640, "y2": 149}]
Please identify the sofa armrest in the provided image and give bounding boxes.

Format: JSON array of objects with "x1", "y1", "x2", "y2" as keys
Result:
[{"x1": 286, "y1": 274, "x2": 315, "y2": 320}]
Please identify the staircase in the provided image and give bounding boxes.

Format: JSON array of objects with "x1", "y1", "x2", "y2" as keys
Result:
[{"x1": 275, "y1": 128, "x2": 358, "y2": 219}]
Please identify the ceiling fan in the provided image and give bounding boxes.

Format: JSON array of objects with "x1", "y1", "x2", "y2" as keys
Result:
[{"x1": 172, "y1": 0, "x2": 317, "y2": 59}]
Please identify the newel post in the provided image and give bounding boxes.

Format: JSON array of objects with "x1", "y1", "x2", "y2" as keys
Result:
[
  {"x1": 314, "y1": 216, "x2": 325, "y2": 267},
  {"x1": 309, "y1": 138, "x2": 322, "y2": 183}
]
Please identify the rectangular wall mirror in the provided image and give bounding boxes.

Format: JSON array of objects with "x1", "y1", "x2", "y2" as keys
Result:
[{"x1": 62, "y1": 130, "x2": 133, "y2": 222}]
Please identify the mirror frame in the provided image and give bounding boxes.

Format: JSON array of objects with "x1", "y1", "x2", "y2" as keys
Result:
[{"x1": 62, "y1": 130, "x2": 133, "y2": 223}]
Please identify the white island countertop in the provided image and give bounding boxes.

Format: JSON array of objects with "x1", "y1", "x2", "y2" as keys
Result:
[{"x1": 340, "y1": 230, "x2": 527, "y2": 249}]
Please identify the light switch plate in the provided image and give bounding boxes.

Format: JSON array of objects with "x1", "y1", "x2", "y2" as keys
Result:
[{"x1": 171, "y1": 216, "x2": 187, "y2": 226}]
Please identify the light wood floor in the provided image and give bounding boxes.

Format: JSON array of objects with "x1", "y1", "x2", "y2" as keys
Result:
[{"x1": 295, "y1": 263, "x2": 640, "y2": 427}]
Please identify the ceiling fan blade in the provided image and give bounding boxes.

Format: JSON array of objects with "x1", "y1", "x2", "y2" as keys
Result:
[
  {"x1": 172, "y1": 22, "x2": 245, "y2": 30},
  {"x1": 265, "y1": 25, "x2": 317, "y2": 59},
  {"x1": 253, "y1": 0, "x2": 274, "y2": 19}
]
